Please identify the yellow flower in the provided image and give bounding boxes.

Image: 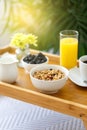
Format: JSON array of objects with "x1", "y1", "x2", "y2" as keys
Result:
[
  {"x1": 10, "y1": 33, "x2": 38, "y2": 49},
  {"x1": 27, "y1": 34, "x2": 38, "y2": 46}
]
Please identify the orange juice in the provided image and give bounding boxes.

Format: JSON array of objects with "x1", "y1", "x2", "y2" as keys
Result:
[{"x1": 60, "y1": 37, "x2": 78, "y2": 69}]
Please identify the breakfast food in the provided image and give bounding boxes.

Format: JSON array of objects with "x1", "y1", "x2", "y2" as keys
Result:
[
  {"x1": 23, "y1": 53, "x2": 47, "y2": 64},
  {"x1": 33, "y1": 69, "x2": 65, "y2": 80}
]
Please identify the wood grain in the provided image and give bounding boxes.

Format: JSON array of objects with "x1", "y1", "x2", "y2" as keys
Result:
[{"x1": 0, "y1": 46, "x2": 87, "y2": 129}]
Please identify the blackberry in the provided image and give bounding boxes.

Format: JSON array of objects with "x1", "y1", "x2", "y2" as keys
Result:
[{"x1": 23, "y1": 52, "x2": 47, "y2": 64}]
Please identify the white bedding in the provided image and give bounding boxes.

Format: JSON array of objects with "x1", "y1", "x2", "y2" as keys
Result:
[{"x1": 0, "y1": 96, "x2": 85, "y2": 130}]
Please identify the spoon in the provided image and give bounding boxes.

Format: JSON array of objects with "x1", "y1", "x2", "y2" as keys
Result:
[{"x1": 84, "y1": 81, "x2": 87, "y2": 84}]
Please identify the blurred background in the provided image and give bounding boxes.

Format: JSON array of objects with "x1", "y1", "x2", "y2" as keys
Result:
[{"x1": 0, "y1": 0, "x2": 87, "y2": 57}]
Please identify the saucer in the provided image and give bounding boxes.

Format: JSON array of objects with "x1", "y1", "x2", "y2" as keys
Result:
[{"x1": 68, "y1": 67, "x2": 87, "y2": 87}]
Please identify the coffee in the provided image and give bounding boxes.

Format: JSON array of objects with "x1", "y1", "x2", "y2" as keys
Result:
[{"x1": 83, "y1": 60, "x2": 87, "y2": 64}]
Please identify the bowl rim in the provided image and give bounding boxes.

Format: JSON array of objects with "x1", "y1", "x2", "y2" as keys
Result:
[{"x1": 30, "y1": 64, "x2": 69, "y2": 83}]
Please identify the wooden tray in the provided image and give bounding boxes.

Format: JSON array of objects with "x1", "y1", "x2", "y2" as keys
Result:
[{"x1": 0, "y1": 46, "x2": 87, "y2": 128}]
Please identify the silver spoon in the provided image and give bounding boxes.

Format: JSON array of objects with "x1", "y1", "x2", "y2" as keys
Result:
[{"x1": 84, "y1": 80, "x2": 87, "y2": 84}]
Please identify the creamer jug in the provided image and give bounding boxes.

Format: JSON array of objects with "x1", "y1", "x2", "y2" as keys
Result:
[{"x1": 0, "y1": 54, "x2": 18, "y2": 83}]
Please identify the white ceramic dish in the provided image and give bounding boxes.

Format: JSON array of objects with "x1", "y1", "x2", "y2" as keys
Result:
[
  {"x1": 69, "y1": 67, "x2": 87, "y2": 87},
  {"x1": 0, "y1": 53, "x2": 18, "y2": 83},
  {"x1": 30, "y1": 64, "x2": 69, "y2": 94},
  {"x1": 22, "y1": 56, "x2": 49, "y2": 73}
]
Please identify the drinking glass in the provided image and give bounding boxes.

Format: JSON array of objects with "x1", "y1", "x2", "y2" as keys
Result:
[{"x1": 60, "y1": 30, "x2": 78, "y2": 69}]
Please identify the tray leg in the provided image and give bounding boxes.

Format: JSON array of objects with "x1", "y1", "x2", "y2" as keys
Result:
[{"x1": 82, "y1": 119, "x2": 87, "y2": 130}]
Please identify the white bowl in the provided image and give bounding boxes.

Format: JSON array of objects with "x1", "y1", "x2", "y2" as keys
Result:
[
  {"x1": 30, "y1": 64, "x2": 69, "y2": 94},
  {"x1": 22, "y1": 55, "x2": 49, "y2": 73}
]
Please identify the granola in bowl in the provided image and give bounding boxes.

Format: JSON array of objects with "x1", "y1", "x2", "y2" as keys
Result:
[
  {"x1": 30, "y1": 64, "x2": 69, "y2": 94},
  {"x1": 33, "y1": 69, "x2": 65, "y2": 81}
]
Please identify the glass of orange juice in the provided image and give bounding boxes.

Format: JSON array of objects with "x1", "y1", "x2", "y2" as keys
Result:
[{"x1": 60, "y1": 30, "x2": 78, "y2": 69}]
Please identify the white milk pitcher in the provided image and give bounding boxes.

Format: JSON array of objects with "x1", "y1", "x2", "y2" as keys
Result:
[{"x1": 0, "y1": 54, "x2": 18, "y2": 83}]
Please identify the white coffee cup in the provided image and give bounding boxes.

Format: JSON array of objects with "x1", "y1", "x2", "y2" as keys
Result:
[{"x1": 79, "y1": 55, "x2": 87, "y2": 82}]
